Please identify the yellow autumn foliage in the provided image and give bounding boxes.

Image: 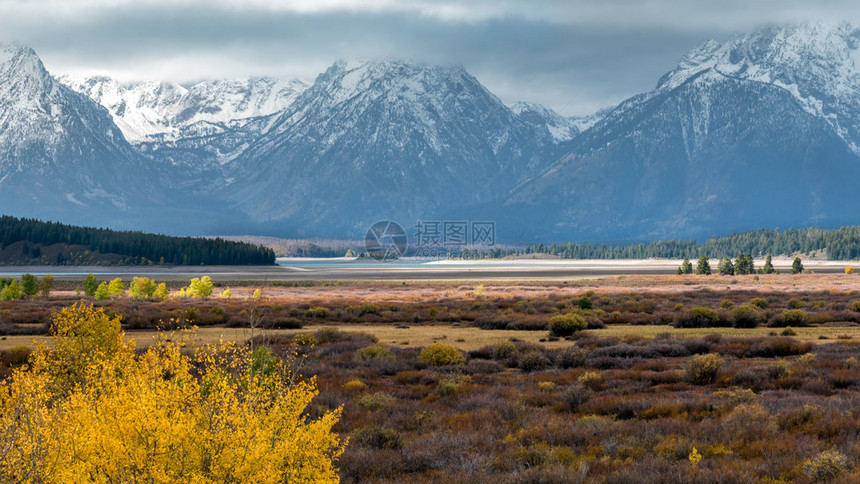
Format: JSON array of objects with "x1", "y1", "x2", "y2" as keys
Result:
[{"x1": 0, "y1": 302, "x2": 345, "y2": 483}]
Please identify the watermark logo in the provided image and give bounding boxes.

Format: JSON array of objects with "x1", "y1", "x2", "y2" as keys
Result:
[
  {"x1": 365, "y1": 220, "x2": 408, "y2": 262},
  {"x1": 414, "y1": 220, "x2": 495, "y2": 247},
  {"x1": 412, "y1": 220, "x2": 495, "y2": 260}
]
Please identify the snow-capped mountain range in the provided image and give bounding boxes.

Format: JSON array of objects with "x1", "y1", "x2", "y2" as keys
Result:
[
  {"x1": 0, "y1": 43, "x2": 172, "y2": 230},
  {"x1": 59, "y1": 75, "x2": 308, "y2": 143},
  {"x1": 2, "y1": 22, "x2": 860, "y2": 241}
]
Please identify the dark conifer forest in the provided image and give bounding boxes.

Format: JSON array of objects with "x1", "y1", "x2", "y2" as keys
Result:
[{"x1": 0, "y1": 215, "x2": 275, "y2": 265}]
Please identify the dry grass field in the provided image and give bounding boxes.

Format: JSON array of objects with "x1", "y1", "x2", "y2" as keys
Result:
[{"x1": 5, "y1": 272, "x2": 860, "y2": 482}]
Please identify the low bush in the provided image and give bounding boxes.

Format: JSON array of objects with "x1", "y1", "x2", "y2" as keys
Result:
[
  {"x1": 518, "y1": 351, "x2": 550, "y2": 372},
  {"x1": 548, "y1": 314, "x2": 586, "y2": 337},
  {"x1": 563, "y1": 383, "x2": 592, "y2": 411},
  {"x1": 687, "y1": 353, "x2": 723, "y2": 385},
  {"x1": 351, "y1": 425, "x2": 403, "y2": 449},
  {"x1": 787, "y1": 298, "x2": 805, "y2": 309},
  {"x1": 419, "y1": 343, "x2": 465, "y2": 366},
  {"x1": 357, "y1": 392, "x2": 397, "y2": 411},
  {"x1": 771, "y1": 309, "x2": 808, "y2": 327},
  {"x1": 803, "y1": 450, "x2": 850, "y2": 482},
  {"x1": 558, "y1": 345, "x2": 589, "y2": 369},
  {"x1": 673, "y1": 307, "x2": 721, "y2": 328},
  {"x1": 732, "y1": 304, "x2": 759, "y2": 328},
  {"x1": 492, "y1": 340, "x2": 517, "y2": 361},
  {"x1": 750, "y1": 298, "x2": 769, "y2": 309}
]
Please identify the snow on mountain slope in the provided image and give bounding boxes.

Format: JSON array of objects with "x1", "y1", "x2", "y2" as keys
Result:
[
  {"x1": 509, "y1": 102, "x2": 578, "y2": 142},
  {"x1": 60, "y1": 75, "x2": 308, "y2": 143},
  {"x1": 656, "y1": 22, "x2": 860, "y2": 152},
  {"x1": 222, "y1": 59, "x2": 549, "y2": 233},
  {"x1": 498, "y1": 23, "x2": 860, "y2": 241},
  {"x1": 0, "y1": 43, "x2": 170, "y2": 227}
]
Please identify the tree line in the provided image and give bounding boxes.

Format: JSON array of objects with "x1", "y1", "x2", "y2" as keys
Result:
[
  {"x1": 523, "y1": 227, "x2": 860, "y2": 261},
  {"x1": 0, "y1": 215, "x2": 275, "y2": 265}
]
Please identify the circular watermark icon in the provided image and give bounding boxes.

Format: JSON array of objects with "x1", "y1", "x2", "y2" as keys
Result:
[{"x1": 365, "y1": 220, "x2": 408, "y2": 262}]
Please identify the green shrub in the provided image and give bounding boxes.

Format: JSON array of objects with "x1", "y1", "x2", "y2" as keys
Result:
[
  {"x1": 577, "y1": 296, "x2": 593, "y2": 310},
  {"x1": 558, "y1": 345, "x2": 589, "y2": 369},
  {"x1": 419, "y1": 343, "x2": 465, "y2": 366},
  {"x1": 787, "y1": 298, "x2": 804, "y2": 309},
  {"x1": 0, "y1": 280, "x2": 21, "y2": 301},
  {"x1": 687, "y1": 353, "x2": 723, "y2": 385},
  {"x1": 750, "y1": 298, "x2": 769, "y2": 309},
  {"x1": 767, "y1": 360, "x2": 792, "y2": 380},
  {"x1": 348, "y1": 302, "x2": 379, "y2": 316},
  {"x1": 129, "y1": 277, "x2": 157, "y2": 299},
  {"x1": 437, "y1": 375, "x2": 471, "y2": 395},
  {"x1": 778, "y1": 309, "x2": 808, "y2": 327},
  {"x1": 548, "y1": 313, "x2": 586, "y2": 337},
  {"x1": 93, "y1": 282, "x2": 110, "y2": 301},
  {"x1": 187, "y1": 276, "x2": 213, "y2": 298},
  {"x1": 673, "y1": 307, "x2": 720, "y2": 328},
  {"x1": 354, "y1": 345, "x2": 395, "y2": 361},
  {"x1": 732, "y1": 304, "x2": 759, "y2": 328},
  {"x1": 20, "y1": 273, "x2": 38, "y2": 298},
  {"x1": 781, "y1": 327, "x2": 798, "y2": 336},
  {"x1": 851, "y1": 301, "x2": 860, "y2": 313},
  {"x1": 492, "y1": 340, "x2": 517, "y2": 361},
  {"x1": 803, "y1": 450, "x2": 850, "y2": 482},
  {"x1": 518, "y1": 351, "x2": 550, "y2": 372},
  {"x1": 357, "y1": 392, "x2": 396, "y2": 411}
]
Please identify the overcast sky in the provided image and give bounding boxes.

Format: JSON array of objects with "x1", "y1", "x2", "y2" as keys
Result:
[{"x1": 2, "y1": 0, "x2": 859, "y2": 116}]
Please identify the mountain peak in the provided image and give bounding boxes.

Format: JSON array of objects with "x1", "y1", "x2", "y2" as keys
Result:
[{"x1": 659, "y1": 22, "x2": 860, "y2": 91}]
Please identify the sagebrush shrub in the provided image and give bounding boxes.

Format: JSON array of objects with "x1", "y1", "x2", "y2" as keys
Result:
[
  {"x1": 419, "y1": 343, "x2": 465, "y2": 366},
  {"x1": 787, "y1": 298, "x2": 805, "y2": 309},
  {"x1": 351, "y1": 425, "x2": 403, "y2": 449},
  {"x1": 492, "y1": 340, "x2": 517, "y2": 361},
  {"x1": 548, "y1": 314, "x2": 586, "y2": 337},
  {"x1": 777, "y1": 309, "x2": 808, "y2": 327},
  {"x1": 518, "y1": 351, "x2": 550, "y2": 372},
  {"x1": 803, "y1": 450, "x2": 850, "y2": 482},
  {"x1": 563, "y1": 383, "x2": 592, "y2": 411},
  {"x1": 357, "y1": 392, "x2": 397, "y2": 411},
  {"x1": 558, "y1": 345, "x2": 588, "y2": 369},
  {"x1": 732, "y1": 304, "x2": 759, "y2": 328},
  {"x1": 343, "y1": 380, "x2": 367, "y2": 393},
  {"x1": 750, "y1": 298, "x2": 769, "y2": 309},
  {"x1": 673, "y1": 307, "x2": 720, "y2": 328},
  {"x1": 687, "y1": 353, "x2": 723, "y2": 385}
]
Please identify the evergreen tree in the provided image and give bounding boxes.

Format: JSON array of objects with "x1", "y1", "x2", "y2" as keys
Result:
[
  {"x1": 792, "y1": 257, "x2": 804, "y2": 275},
  {"x1": 681, "y1": 258, "x2": 693, "y2": 274},
  {"x1": 763, "y1": 255, "x2": 775, "y2": 274},
  {"x1": 734, "y1": 253, "x2": 753, "y2": 275},
  {"x1": 718, "y1": 257, "x2": 734, "y2": 275},
  {"x1": 696, "y1": 255, "x2": 711, "y2": 275}
]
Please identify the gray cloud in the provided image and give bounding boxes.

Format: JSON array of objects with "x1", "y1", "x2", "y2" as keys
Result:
[{"x1": 1, "y1": 1, "x2": 857, "y2": 115}]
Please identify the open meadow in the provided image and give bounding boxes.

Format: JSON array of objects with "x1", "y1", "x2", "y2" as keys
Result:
[{"x1": 4, "y1": 272, "x2": 860, "y2": 482}]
